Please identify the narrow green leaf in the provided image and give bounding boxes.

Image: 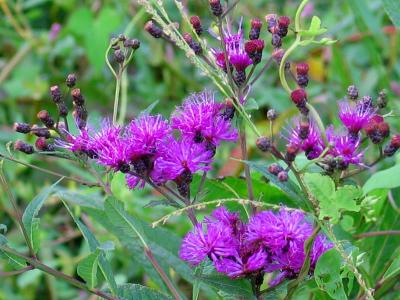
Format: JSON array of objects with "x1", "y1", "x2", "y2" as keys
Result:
[
  {"x1": 117, "y1": 283, "x2": 173, "y2": 300},
  {"x1": 22, "y1": 178, "x2": 63, "y2": 254},
  {"x1": 0, "y1": 249, "x2": 27, "y2": 269},
  {"x1": 77, "y1": 249, "x2": 101, "y2": 288},
  {"x1": 383, "y1": 255, "x2": 400, "y2": 281},
  {"x1": 31, "y1": 218, "x2": 41, "y2": 254},
  {"x1": 196, "y1": 273, "x2": 253, "y2": 298},
  {"x1": 315, "y1": 249, "x2": 347, "y2": 300},
  {"x1": 62, "y1": 201, "x2": 118, "y2": 295},
  {"x1": 140, "y1": 100, "x2": 160, "y2": 116},
  {"x1": 363, "y1": 164, "x2": 400, "y2": 194},
  {"x1": 383, "y1": 0, "x2": 400, "y2": 27}
]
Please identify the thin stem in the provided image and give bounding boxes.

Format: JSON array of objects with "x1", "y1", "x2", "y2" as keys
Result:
[
  {"x1": 221, "y1": 0, "x2": 240, "y2": 19},
  {"x1": 354, "y1": 230, "x2": 400, "y2": 239},
  {"x1": 306, "y1": 103, "x2": 327, "y2": 144},
  {"x1": 243, "y1": 64, "x2": 256, "y2": 87},
  {"x1": 0, "y1": 265, "x2": 34, "y2": 277},
  {"x1": 0, "y1": 169, "x2": 37, "y2": 258},
  {"x1": 299, "y1": 147, "x2": 330, "y2": 173},
  {"x1": 0, "y1": 153, "x2": 100, "y2": 187},
  {"x1": 248, "y1": 55, "x2": 273, "y2": 87},
  {"x1": 0, "y1": 42, "x2": 32, "y2": 84},
  {"x1": 0, "y1": 0, "x2": 31, "y2": 39},
  {"x1": 117, "y1": 69, "x2": 128, "y2": 124},
  {"x1": 144, "y1": 248, "x2": 182, "y2": 300},
  {"x1": 239, "y1": 123, "x2": 255, "y2": 214},
  {"x1": 113, "y1": 66, "x2": 122, "y2": 125}
]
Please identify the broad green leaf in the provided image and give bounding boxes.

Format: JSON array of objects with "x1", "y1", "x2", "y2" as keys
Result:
[
  {"x1": 117, "y1": 283, "x2": 173, "y2": 300},
  {"x1": 63, "y1": 201, "x2": 118, "y2": 294},
  {"x1": 22, "y1": 178, "x2": 63, "y2": 254},
  {"x1": 77, "y1": 249, "x2": 101, "y2": 288},
  {"x1": 244, "y1": 161, "x2": 306, "y2": 208},
  {"x1": 315, "y1": 249, "x2": 347, "y2": 300},
  {"x1": 363, "y1": 164, "x2": 400, "y2": 194},
  {"x1": 305, "y1": 174, "x2": 361, "y2": 223},
  {"x1": 383, "y1": 0, "x2": 400, "y2": 27},
  {"x1": 56, "y1": 188, "x2": 104, "y2": 209},
  {"x1": 383, "y1": 255, "x2": 400, "y2": 281}
]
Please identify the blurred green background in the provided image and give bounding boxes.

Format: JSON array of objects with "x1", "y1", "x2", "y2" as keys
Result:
[{"x1": 1, "y1": 0, "x2": 399, "y2": 299}]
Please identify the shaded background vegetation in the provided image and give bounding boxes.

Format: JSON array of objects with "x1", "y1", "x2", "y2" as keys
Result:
[{"x1": 1, "y1": 0, "x2": 400, "y2": 299}]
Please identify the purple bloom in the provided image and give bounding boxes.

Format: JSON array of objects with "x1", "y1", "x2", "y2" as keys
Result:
[
  {"x1": 171, "y1": 91, "x2": 237, "y2": 146},
  {"x1": 214, "y1": 250, "x2": 267, "y2": 278},
  {"x1": 338, "y1": 101, "x2": 374, "y2": 136},
  {"x1": 179, "y1": 223, "x2": 238, "y2": 266},
  {"x1": 211, "y1": 48, "x2": 227, "y2": 70},
  {"x1": 205, "y1": 206, "x2": 244, "y2": 238},
  {"x1": 152, "y1": 138, "x2": 213, "y2": 182},
  {"x1": 326, "y1": 126, "x2": 364, "y2": 166},
  {"x1": 224, "y1": 20, "x2": 252, "y2": 71},
  {"x1": 311, "y1": 234, "x2": 334, "y2": 269},
  {"x1": 246, "y1": 211, "x2": 280, "y2": 251},
  {"x1": 58, "y1": 127, "x2": 92, "y2": 154},
  {"x1": 125, "y1": 173, "x2": 145, "y2": 190},
  {"x1": 49, "y1": 23, "x2": 61, "y2": 41},
  {"x1": 286, "y1": 120, "x2": 325, "y2": 159},
  {"x1": 125, "y1": 114, "x2": 171, "y2": 158}
]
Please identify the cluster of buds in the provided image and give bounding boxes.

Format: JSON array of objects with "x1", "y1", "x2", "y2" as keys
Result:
[
  {"x1": 296, "y1": 63, "x2": 309, "y2": 88},
  {"x1": 364, "y1": 115, "x2": 390, "y2": 144},
  {"x1": 208, "y1": 0, "x2": 223, "y2": 17},
  {"x1": 266, "y1": 14, "x2": 290, "y2": 49},
  {"x1": 290, "y1": 88, "x2": 309, "y2": 115},
  {"x1": 190, "y1": 16, "x2": 203, "y2": 35},
  {"x1": 144, "y1": 20, "x2": 163, "y2": 39},
  {"x1": 183, "y1": 33, "x2": 202, "y2": 55},
  {"x1": 268, "y1": 163, "x2": 288, "y2": 182},
  {"x1": 111, "y1": 34, "x2": 140, "y2": 64},
  {"x1": 71, "y1": 88, "x2": 88, "y2": 130}
]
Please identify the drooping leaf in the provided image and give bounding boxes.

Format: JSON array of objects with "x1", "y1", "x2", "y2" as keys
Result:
[
  {"x1": 77, "y1": 249, "x2": 101, "y2": 288},
  {"x1": 22, "y1": 178, "x2": 63, "y2": 254},
  {"x1": 63, "y1": 201, "x2": 118, "y2": 295},
  {"x1": 315, "y1": 249, "x2": 347, "y2": 300},
  {"x1": 363, "y1": 164, "x2": 400, "y2": 194},
  {"x1": 117, "y1": 283, "x2": 173, "y2": 300}
]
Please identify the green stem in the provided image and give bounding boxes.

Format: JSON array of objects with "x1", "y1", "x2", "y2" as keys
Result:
[
  {"x1": 117, "y1": 71, "x2": 128, "y2": 125},
  {"x1": 0, "y1": 246, "x2": 116, "y2": 300},
  {"x1": 112, "y1": 67, "x2": 122, "y2": 125}
]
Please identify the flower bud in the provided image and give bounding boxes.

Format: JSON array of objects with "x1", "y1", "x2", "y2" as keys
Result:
[
  {"x1": 183, "y1": 33, "x2": 202, "y2": 55},
  {"x1": 50, "y1": 85, "x2": 62, "y2": 103},
  {"x1": 66, "y1": 73, "x2": 76, "y2": 88},
  {"x1": 144, "y1": 20, "x2": 163, "y2": 38},
  {"x1": 271, "y1": 34, "x2": 282, "y2": 48},
  {"x1": 265, "y1": 14, "x2": 277, "y2": 33},
  {"x1": 32, "y1": 126, "x2": 51, "y2": 139},
  {"x1": 13, "y1": 122, "x2": 31, "y2": 134},
  {"x1": 114, "y1": 49, "x2": 125, "y2": 63},
  {"x1": 347, "y1": 85, "x2": 358, "y2": 100},
  {"x1": 277, "y1": 16, "x2": 290, "y2": 37},
  {"x1": 249, "y1": 18, "x2": 262, "y2": 40},
  {"x1": 267, "y1": 109, "x2": 278, "y2": 121},
  {"x1": 35, "y1": 137, "x2": 55, "y2": 152},
  {"x1": 277, "y1": 170, "x2": 288, "y2": 182},
  {"x1": 124, "y1": 38, "x2": 141, "y2": 50},
  {"x1": 299, "y1": 121, "x2": 310, "y2": 139},
  {"x1": 57, "y1": 102, "x2": 68, "y2": 117},
  {"x1": 14, "y1": 140, "x2": 34, "y2": 154},
  {"x1": 268, "y1": 163, "x2": 283, "y2": 175},
  {"x1": 291, "y1": 88, "x2": 307, "y2": 106},
  {"x1": 209, "y1": 0, "x2": 223, "y2": 17},
  {"x1": 384, "y1": 134, "x2": 400, "y2": 157},
  {"x1": 296, "y1": 63, "x2": 309, "y2": 75},
  {"x1": 256, "y1": 136, "x2": 272, "y2": 152},
  {"x1": 190, "y1": 16, "x2": 203, "y2": 35},
  {"x1": 37, "y1": 110, "x2": 55, "y2": 128},
  {"x1": 285, "y1": 144, "x2": 298, "y2": 162},
  {"x1": 71, "y1": 88, "x2": 85, "y2": 106}
]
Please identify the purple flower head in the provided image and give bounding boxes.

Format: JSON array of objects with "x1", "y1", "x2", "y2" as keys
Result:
[
  {"x1": 172, "y1": 91, "x2": 237, "y2": 146},
  {"x1": 286, "y1": 120, "x2": 325, "y2": 159},
  {"x1": 125, "y1": 114, "x2": 171, "y2": 158},
  {"x1": 338, "y1": 101, "x2": 374, "y2": 136},
  {"x1": 326, "y1": 126, "x2": 364, "y2": 166},
  {"x1": 179, "y1": 223, "x2": 238, "y2": 266},
  {"x1": 49, "y1": 23, "x2": 61, "y2": 41},
  {"x1": 311, "y1": 234, "x2": 333, "y2": 269},
  {"x1": 214, "y1": 249, "x2": 267, "y2": 278},
  {"x1": 57, "y1": 126, "x2": 92, "y2": 154},
  {"x1": 152, "y1": 137, "x2": 213, "y2": 182},
  {"x1": 223, "y1": 19, "x2": 252, "y2": 71},
  {"x1": 91, "y1": 120, "x2": 130, "y2": 171},
  {"x1": 211, "y1": 48, "x2": 227, "y2": 70},
  {"x1": 205, "y1": 206, "x2": 244, "y2": 238},
  {"x1": 125, "y1": 173, "x2": 146, "y2": 190},
  {"x1": 245, "y1": 210, "x2": 280, "y2": 251}
]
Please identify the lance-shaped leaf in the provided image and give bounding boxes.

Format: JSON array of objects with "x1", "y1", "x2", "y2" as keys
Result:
[{"x1": 77, "y1": 249, "x2": 101, "y2": 288}]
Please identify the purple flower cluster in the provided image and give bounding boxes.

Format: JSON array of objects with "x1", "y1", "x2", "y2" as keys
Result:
[
  {"x1": 179, "y1": 206, "x2": 332, "y2": 285},
  {"x1": 58, "y1": 91, "x2": 237, "y2": 192}
]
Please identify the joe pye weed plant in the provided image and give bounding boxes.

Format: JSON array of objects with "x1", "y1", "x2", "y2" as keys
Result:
[{"x1": 1, "y1": 0, "x2": 400, "y2": 299}]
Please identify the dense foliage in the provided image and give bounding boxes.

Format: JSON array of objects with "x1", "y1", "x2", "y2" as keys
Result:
[{"x1": 1, "y1": 1, "x2": 400, "y2": 299}]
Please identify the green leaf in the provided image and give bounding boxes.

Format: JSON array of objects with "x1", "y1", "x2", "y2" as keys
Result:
[
  {"x1": 141, "y1": 100, "x2": 160, "y2": 116},
  {"x1": 305, "y1": 173, "x2": 361, "y2": 223},
  {"x1": 244, "y1": 98, "x2": 259, "y2": 111},
  {"x1": 117, "y1": 283, "x2": 173, "y2": 300},
  {"x1": 22, "y1": 178, "x2": 63, "y2": 254},
  {"x1": 77, "y1": 249, "x2": 101, "y2": 288},
  {"x1": 0, "y1": 234, "x2": 8, "y2": 245},
  {"x1": 63, "y1": 201, "x2": 118, "y2": 295},
  {"x1": 383, "y1": 255, "x2": 400, "y2": 281},
  {"x1": 315, "y1": 249, "x2": 347, "y2": 300},
  {"x1": 31, "y1": 218, "x2": 41, "y2": 254},
  {"x1": 0, "y1": 224, "x2": 7, "y2": 234},
  {"x1": 0, "y1": 249, "x2": 27, "y2": 270},
  {"x1": 383, "y1": 0, "x2": 400, "y2": 27},
  {"x1": 196, "y1": 273, "x2": 254, "y2": 298},
  {"x1": 363, "y1": 164, "x2": 400, "y2": 194},
  {"x1": 299, "y1": 16, "x2": 327, "y2": 37}
]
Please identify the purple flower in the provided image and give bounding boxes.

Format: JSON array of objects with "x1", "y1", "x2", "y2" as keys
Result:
[
  {"x1": 58, "y1": 127, "x2": 92, "y2": 154},
  {"x1": 205, "y1": 206, "x2": 244, "y2": 238},
  {"x1": 338, "y1": 101, "x2": 374, "y2": 136},
  {"x1": 125, "y1": 173, "x2": 146, "y2": 190},
  {"x1": 245, "y1": 211, "x2": 280, "y2": 251},
  {"x1": 224, "y1": 20, "x2": 252, "y2": 71},
  {"x1": 211, "y1": 48, "x2": 227, "y2": 70},
  {"x1": 179, "y1": 223, "x2": 238, "y2": 266},
  {"x1": 311, "y1": 234, "x2": 333, "y2": 269},
  {"x1": 286, "y1": 120, "x2": 325, "y2": 159},
  {"x1": 125, "y1": 114, "x2": 171, "y2": 158},
  {"x1": 171, "y1": 91, "x2": 237, "y2": 146},
  {"x1": 326, "y1": 126, "x2": 364, "y2": 167},
  {"x1": 49, "y1": 23, "x2": 61, "y2": 41},
  {"x1": 152, "y1": 138, "x2": 213, "y2": 182},
  {"x1": 214, "y1": 250, "x2": 267, "y2": 278}
]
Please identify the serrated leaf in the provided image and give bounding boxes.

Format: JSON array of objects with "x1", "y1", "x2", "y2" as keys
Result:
[
  {"x1": 315, "y1": 249, "x2": 347, "y2": 300},
  {"x1": 117, "y1": 283, "x2": 173, "y2": 300},
  {"x1": 77, "y1": 249, "x2": 101, "y2": 288},
  {"x1": 63, "y1": 201, "x2": 118, "y2": 295},
  {"x1": 304, "y1": 173, "x2": 334, "y2": 203},
  {"x1": 22, "y1": 178, "x2": 63, "y2": 254},
  {"x1": 363, "y1": 164, "x2": 400, "y2": 194}
]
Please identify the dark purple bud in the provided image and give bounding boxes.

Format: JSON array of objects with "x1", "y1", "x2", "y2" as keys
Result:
[
  {"x1": 268, "y1": 163, "x2": 283, "y2": 175},
  {"x1": 144, "y1": 21, "x2": 163, "y2": 38},
  {"x1": 14, "y1": 140, "x2": 34, "y2": 154},
  {"x1": 249, "y1": 18, "x2": 262, "y2": 40},
  {"x1": 277, "y1": 171, "x2": 288, "y2": 182},
  {"x1": 13, "y1": 122, "x2": 31, "y2": 134},
  {"x1": 285, "y1": 145, "x2": 298, "y2": 162},
  {"x1": 291, "y1": 88, "x2": 307, "y2": 106},
  {"x1": 32, "y1": 126, "x2": 51, "y2": 139},
  {"x1": 190, "y1": 16, "x2": 203, "y2": 35},
  {"x1": 347, "y1": 85, "x2": 358, "y2": 100},
  {"x1": 71, "y1": 88, "x2": 85, "y2": 106},
  {"x1": 265, "y1": 14, "x2": 277, "y2": 33},
  {"x1": 66, "y1": 73, "x2": 76, "y2": 88},
  {"x1": 209, "y1": 0, "x2": 223, "y2": 17},
  {"x1": 256, "y1": 136, "x2": 272, "y2": 152},
  {"x1": 267, "y1": 109, "x2": 278, "y2": 121},
  {"x1": 37, "y1": 110, "x2": 55, "y2": 128},
  {"x1": 296, "y1": 63, "x2": 309, "y2": 75},
  {"x1": 58, "y1": 102, "x2": 69, "y2": 117},
  {"x1": 233, "y1": 70, "x2": 246, "y2": 87},
  {"x1": 222, "y1": 98, "x2": 235, "y2": 120},
  {"x1": 271, "y1": 34, "x2": 282, "y2": 48},
  {"x1": 114, "y1": 49, "x2": 125, "y2": 63},
  {"x1": 50, "y1": 85, "x2": 62, "y2": 103},
  {"x1": 35, "y1": 137, "x2": 54, "y2": 152}
]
